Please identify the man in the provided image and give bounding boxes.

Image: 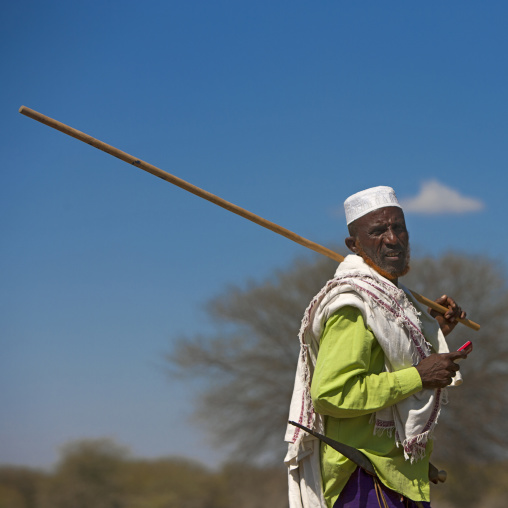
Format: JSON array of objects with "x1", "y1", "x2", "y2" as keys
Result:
[{"x1": 285, "y1": 186, "x2": 468, "y2": 508}]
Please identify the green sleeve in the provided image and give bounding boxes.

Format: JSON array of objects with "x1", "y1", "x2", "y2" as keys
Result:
[{"x1": 311, "y1": 306, "x2": 422, "y2": 419}]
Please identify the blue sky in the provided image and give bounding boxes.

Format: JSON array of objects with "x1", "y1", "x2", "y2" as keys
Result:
[{"x1": 2, "y1": 1, "x2": 507, "y2": 469}]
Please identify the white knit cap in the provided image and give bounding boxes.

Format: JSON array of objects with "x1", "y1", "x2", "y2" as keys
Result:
[{"x1": 344, "y1": 186, "x2": 402, "y2": 225}]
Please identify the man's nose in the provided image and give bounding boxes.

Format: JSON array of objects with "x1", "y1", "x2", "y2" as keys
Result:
[{"x1": 384, "y1": 228, "x2": 398, "y2": 244}]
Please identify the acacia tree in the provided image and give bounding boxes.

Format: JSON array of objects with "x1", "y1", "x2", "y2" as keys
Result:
[{"x1": 166, "y1": 251, "x2": 508, "y2": 504}]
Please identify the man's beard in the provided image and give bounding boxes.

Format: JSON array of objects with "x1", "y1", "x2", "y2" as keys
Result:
[{"x1": 355, "y1": 241, "x2": 411, "y2": 281}]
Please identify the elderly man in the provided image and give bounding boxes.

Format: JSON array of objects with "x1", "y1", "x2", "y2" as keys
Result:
[{"x1": 285, "y1": 186, "x2": 468, "y2": 508}]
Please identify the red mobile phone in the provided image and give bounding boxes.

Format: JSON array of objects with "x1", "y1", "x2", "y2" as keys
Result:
[{"x1": 458, "y1": 340, "x2": 473, "y2": 354}]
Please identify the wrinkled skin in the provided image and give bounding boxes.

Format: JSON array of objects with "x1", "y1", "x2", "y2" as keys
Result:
[
  {"x1": 430, "y1": 294, "x2": 466, "y2": 337},
  {"x1": 415, "y1": 350, "x2": 466, "y2": 389},
  {"x1": 345, "y1": 207, "x2": 410, "y2": 285},
  {"x1": 417, "y1": 294, "x2": 469, "y2": 388},
  {"x1": 345, "y1": 206, "x2": 469, "y2": 387}
]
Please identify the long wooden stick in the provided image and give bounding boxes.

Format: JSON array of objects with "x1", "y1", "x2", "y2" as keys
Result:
[{"x1": 19, "y1": 106, "x2": 480, "y2": 331}]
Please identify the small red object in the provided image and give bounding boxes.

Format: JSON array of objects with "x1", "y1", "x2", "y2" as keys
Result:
[{"x1": 458, "y1": 341, "x2": 473, "y2": 354}]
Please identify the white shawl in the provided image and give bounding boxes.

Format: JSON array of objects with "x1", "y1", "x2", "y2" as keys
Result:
[{"x1": 284, "y1": 255, "x2": 460, "y2": 508}]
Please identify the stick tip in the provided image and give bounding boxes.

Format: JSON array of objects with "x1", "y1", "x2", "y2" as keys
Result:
[{"x1": 19, "y1": 105, "x2": 27, "y2": 114}]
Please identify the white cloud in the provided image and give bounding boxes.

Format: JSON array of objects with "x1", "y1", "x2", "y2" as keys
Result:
[{"x1": 400, "y1": 180, "x2": 484, "y2": 214}]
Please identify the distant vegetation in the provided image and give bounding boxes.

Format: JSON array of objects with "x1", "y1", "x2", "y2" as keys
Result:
[
  {"x1": 0, "y1": 438, "x2": 287, "y2": 508},
  {"x1": 1, "y1": 438, "x2": 507, "y2": 508}
]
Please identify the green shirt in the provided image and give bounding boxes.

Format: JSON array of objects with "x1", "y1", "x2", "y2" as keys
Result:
[{"x1": 310, "y1": 306, "x2": 432, "y2": 508}]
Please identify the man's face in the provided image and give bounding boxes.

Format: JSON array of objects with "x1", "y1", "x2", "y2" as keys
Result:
[{"x1": 346, "y1": 206, "x2": 410, "y2": 280}]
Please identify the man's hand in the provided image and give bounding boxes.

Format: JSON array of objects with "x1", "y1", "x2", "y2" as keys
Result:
[
  {"x1": 415, "y1": 351, "x2": 467, "y2": 389},
  {"x1": 430, "y1": 294, "x2": 466, "y2": 336}
]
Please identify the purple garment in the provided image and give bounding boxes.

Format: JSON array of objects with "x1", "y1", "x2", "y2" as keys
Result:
[{"x1": 333, "y1": 468, "x2": 431, "y2": 508}]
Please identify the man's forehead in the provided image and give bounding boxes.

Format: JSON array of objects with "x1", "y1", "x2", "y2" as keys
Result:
[{"x1": 357, "y1": 206, "x2": 406, "y2": 227}]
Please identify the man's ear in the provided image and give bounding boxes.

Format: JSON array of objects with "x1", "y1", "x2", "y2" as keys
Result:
[{"x1": 345, "y1": 236, "x2": 358, "y2": 253}]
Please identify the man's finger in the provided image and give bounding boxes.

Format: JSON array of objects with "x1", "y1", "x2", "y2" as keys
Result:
[
  {"x1": 436, "y1": 294, "x2": 448, "y2": 305},
  {"x1": 446, "y1": 350, "x2": 467, "y2": 361},
  {"x1": 445, "y1": 304, "x2": 460, "y2": 319}
]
